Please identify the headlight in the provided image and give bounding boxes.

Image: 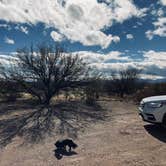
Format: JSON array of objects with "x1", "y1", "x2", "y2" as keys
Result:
[
  {"x1": 140, "y1": 101, "x2": 145, "y2": 108},
  {"x1": 147, "y1": 102, "x2": 162, "y2": 108}
]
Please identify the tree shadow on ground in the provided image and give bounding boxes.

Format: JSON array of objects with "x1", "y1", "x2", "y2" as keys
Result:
[
  {"x1": 144, "y1": 124, "x2": 166, "y2": 143},
  {"x1": 0, "y1": 106, "x2": 50, "y2": 147},
  {"x1": 53, "y1": 101, "x2": 108, "y2": 138},
  {"x1": 0, "y1": 99, "x2": 39, "y2": 116},
  {"x1": 0, "y1": 101, "x2": 109, "y2": 148}
]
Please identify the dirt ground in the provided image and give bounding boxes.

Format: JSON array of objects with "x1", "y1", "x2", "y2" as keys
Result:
[{"x1": 0, "y1": 99, "x2": 166, "y2": 166}]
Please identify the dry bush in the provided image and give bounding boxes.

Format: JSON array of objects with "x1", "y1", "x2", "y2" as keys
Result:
[
  {"x1": 84, "y1": 79, "x2": 102, "y2": 105},
  {"x1": 0, "y1": 81, "x2": 22, "y2": 102},
  {"x1": 134, "y1": 83, "x2": 166, "y2": 102},
  {"x1": 110, "y1": 68, "x2": 141, "y2": 98},
  {"x1": 0, "y1": 45, "x2": 89, "y2": 105}
]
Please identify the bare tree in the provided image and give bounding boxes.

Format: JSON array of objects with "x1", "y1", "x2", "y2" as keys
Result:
[
  {"x1": 0, "y1": 46, "x2": 106, "y2": 146},
  {"x1": 0, "y1": 45, "x2": 89, "y2": 105},
  {"x1": 111, "y1": 68, "x2": 141, "y2": 98}
]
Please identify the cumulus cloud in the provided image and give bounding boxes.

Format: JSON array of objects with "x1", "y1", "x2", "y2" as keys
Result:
[
  {"x1": 112, "y1": 36, "x2": 120, "y2": 43},
  {"x1": 139, "y1": 74, "x2": 165, "y2": 80},
  {"x1": 76, "y1": 50, "x2": 166, "y2": 79},
  {"x1": 145, "y1": 30, "x2": 153, "y2": 40},
  {"x1": 50, "y1": 31, "x2": 64, "y2": 41},
  {"x1": 142, "y1": 50, "x2": 166, "y2": 69},
  {"x1": 0, "y1": 49, "x2": 166, "y2": 80},
  {"x1": 4, "y1": 37, "x2": 15, "y2": 44},
  {"x1": 15, "y1": 25, "x2": 29, "y2": 34},
  {"x1": 0, "y1": 0, "x2": 146, "y2": 48},
  {"x1": 160, "y1": 0, "x2": 166, "y2": 5},
  {"x1": 73, "y1": 51, "x2": 130, "y2": 64},
  {"x1": 146, "y1": 17, "x2": 166, "y2": 40},
  {"x1": 145, "y1": 0, "x2": 166, "y2": 40},
  {"x1": 157, "y1": 8, "x2": 164, "y2": 16},
  {"x1": 0, "y1": 23, "x2": 11, "y2": 30},
  {"x1": 145, "y1": 1, "x2": 166, "y2": 40},
  {"x1": 19, "y1": 26, "x2": 29, "y2": 34},
  {"x1": 72, "y1": 51, "x2": 139, "y2": 77},
  {"x1": 126, "y1": 34, "x2": 134, "y2": 40}
]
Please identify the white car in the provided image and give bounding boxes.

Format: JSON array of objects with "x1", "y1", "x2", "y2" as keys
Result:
[{"x1": 139, "y1": 95, "x2": 166, "y2": 126}]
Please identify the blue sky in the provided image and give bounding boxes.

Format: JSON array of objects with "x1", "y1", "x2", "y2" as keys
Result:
[{"x1": 0, "y1": 0, "x2": 166, "y2": 80}]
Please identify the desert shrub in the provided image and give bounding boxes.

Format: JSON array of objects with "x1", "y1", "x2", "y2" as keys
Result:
[
  {"x1": 0, "y1": 45, "x2": 89, "y2": 105},
  {"x1": 4, "y1": 92, "x2": 21, "y2": 102},
  {"x1": 84, "y1": 79, "x2": 102, "y2": 105},
  {"x1": 0, "y1": 81, "x2": 22, "y2": 102},
  {"x1": 85, "y1": 87, "x2": 96, "y2": 105},
  {"x1": 110, "y1": 68, "x2": 141, "y2": 98},
  {"x1": 134, "y1": 82, "x2": 166, "y2": 102}
]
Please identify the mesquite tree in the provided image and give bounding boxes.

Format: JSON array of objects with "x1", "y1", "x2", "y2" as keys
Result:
[
  {"x1": 111, "y1": 68, "x2": 141, "y2": 97},
  {"x1": 0, "y1": 45, "x2": 89, "y2": 105}
]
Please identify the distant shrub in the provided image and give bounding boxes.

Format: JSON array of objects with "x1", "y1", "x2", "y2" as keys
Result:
[
  {"x1": 108, "y1": 68, "x2": 142, "y2": 98},
  {"x1": 0, "y1": 81, "x2": 21, "y2": 102},
  {"x1": 85, "y1": 88, "x2": 96, "y2": 105},
  {"x1": 84, "y1": 80, "x2": 102, "y2": 105},
  {"x1": 4, "y1": 92, "x2": 21, "y2": 102},
  {"x1": 134, "y1": 83, "x2": 166, "y2": 102}
]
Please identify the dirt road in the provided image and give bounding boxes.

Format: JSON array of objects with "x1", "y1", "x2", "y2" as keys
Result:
[{"x1": 0, "y1": 100, "x2": 166, "y2": 166}]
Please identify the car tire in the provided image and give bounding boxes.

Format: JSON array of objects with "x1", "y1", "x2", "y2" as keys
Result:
[{"x1": 162, "y1": 114, "x2": 166, "y2": 128}]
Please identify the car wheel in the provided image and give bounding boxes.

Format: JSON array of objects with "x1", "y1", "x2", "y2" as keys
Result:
[{"x1": 162, "y1": 115, "x2": 166, "y2": 128}]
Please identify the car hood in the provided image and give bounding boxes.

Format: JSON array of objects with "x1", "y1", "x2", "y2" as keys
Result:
[{"x1": 142, "y1": 95, "x2": 166, "y2": 103}]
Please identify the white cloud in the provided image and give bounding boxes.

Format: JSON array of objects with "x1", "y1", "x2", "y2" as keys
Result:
[
  {"x1": 0, "y1": 24, "x2": 8, "y2": 28},
  {"x1": 4, "y1": 37, "x2": 15, "y2": 44},
  {"x1": 146, "y1": 2, "x2": 166, "y2": 40},
  {"x1": 73, "y1": 51, "x2": 130, "y2": 64},
  {"x1": 15, "y1": 25, "x2": 29, "y2": 34},
  {"x1": 151, "y1": 7, "x2": 164, "y2": 17},
  {"x1": 77, "y1": 50, "x2": 166, "y2": 79},
  {"x1": 126, "y1": 34, "x2": 134, "y2": 40},
  {"x1": 108, "y1": 0, "x2": 147, "y2": 23},
  {"x1": 153, "y1": 17, "x2": 166, "y2": 27},
  {"x1": 0, "y1": 0, "x2": 146, "y2": 48},
  {"x1": 157, "y1": 8, "x2": 164, "y2": 17},
  {"x1": 160, "y1": 0, "x2": 166, "y2": 5},
  {"x1": 19, "y1": 26, "x2": 29, "y2": 34},
  {"x1": 0, "y1": 50, "x2": 166, "y2": 80},
  {"x1": 139, "y1": 74, "x2": 165, "y2": 80},
  {"x1": 113, "y1": 36, "x2": 120, "y2": 43},
  {"x1": 0, "y1": 54, "x2": 19, "y2": 68},
  {"x1": 0, "y1": 23, "x2": 11, "y2": 30},
  {"x1": 146, "y1": 17, "x2": 166, "y2": 39},
  {"x1": 145, "y1": 30, "x2": 153, "y2": 40},
  {"x1": 50, "y1": 31, "x2": 64, "y2": 41},
  {"x1": 143, "y1": 50, "x2": 166, "y2": 69}
]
